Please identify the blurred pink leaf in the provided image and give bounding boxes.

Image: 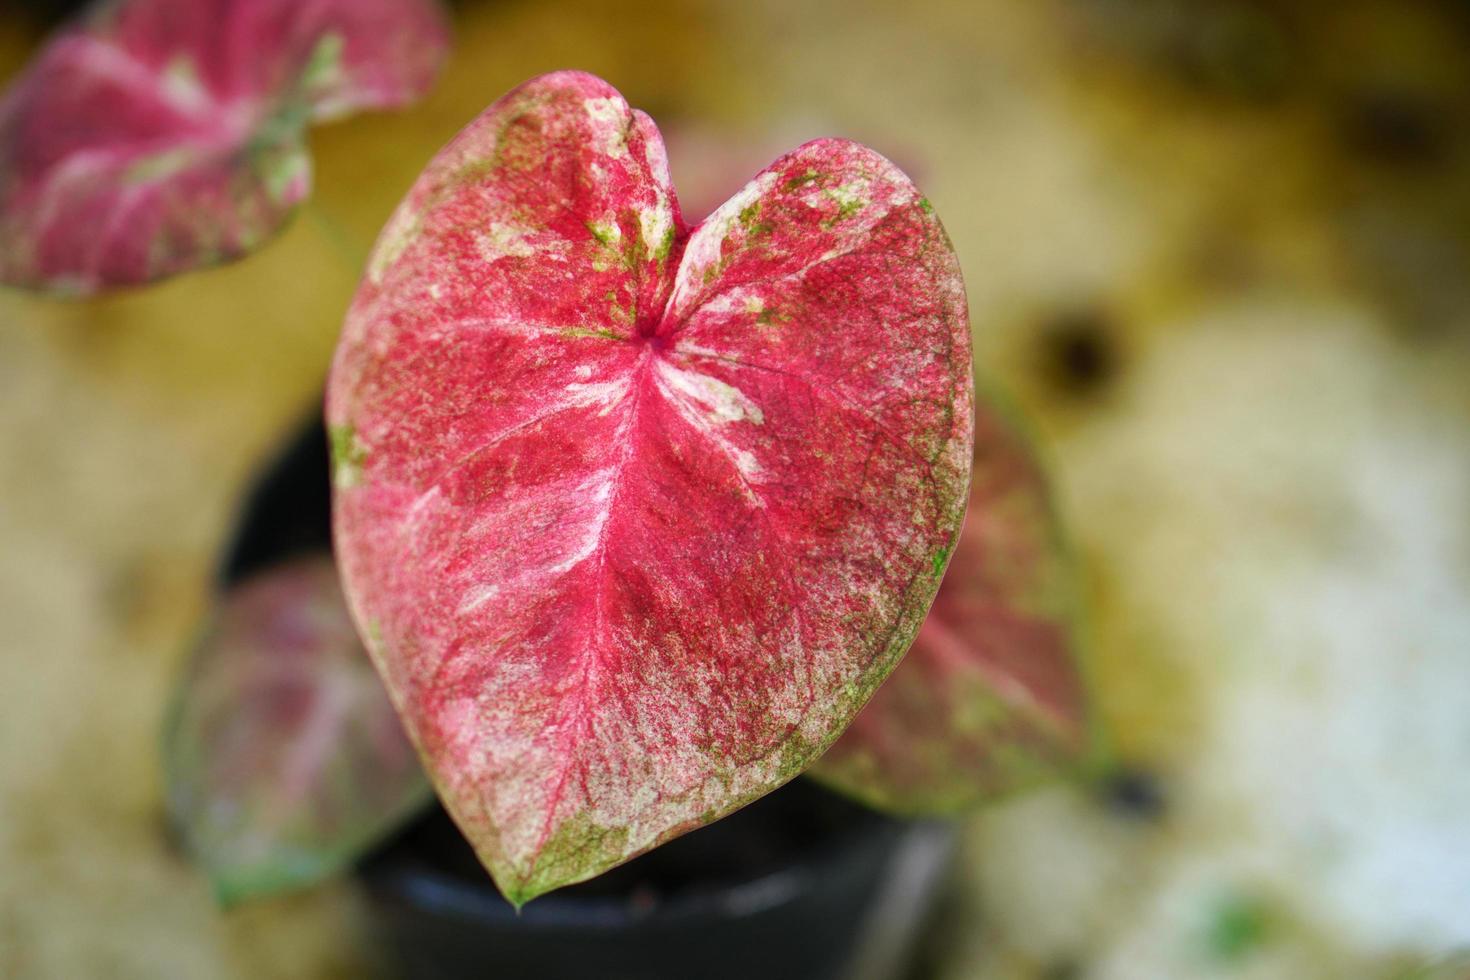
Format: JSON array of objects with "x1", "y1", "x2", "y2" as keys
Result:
[
  {"x1": 326, "y1": 71, "x2": 973, "y2": 904},
  {"x1": 0, "y1": 0, "x2": 449, "y2": 294},
  {"x1": 164, "y1": 555, "x2": 429, "y2": 904},
  {"x1": 812, "y1": 395, "x2": 1091, "y2": 812}
]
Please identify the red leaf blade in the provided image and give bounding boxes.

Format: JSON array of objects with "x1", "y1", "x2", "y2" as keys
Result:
[
  {"x1": 327, "y1": 72, "x2": 973, "y2": 904},
  {"x1": 813, "y1": 397, "x2": 1091, "y2": 812},
  {"x1": 0, "y1": 0, "x2": 449, "y2": 293},
  {"x1": 163, "y1": 556, "x2": 429, "y2": 904}
]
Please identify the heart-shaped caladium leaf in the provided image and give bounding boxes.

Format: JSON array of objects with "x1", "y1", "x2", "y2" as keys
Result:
[
  {"x1": 0, "y1": 0, "x2": 449, "y2": 294},
  {"x1": 163, "y1": 555, "x2": 429, "y2": 904},
  {"x1": 327, "y1": 71, "x2": 973, "y2": 904},
  {"x1": 812, "y1": 396, "x2": 1090, "y2": 811}
]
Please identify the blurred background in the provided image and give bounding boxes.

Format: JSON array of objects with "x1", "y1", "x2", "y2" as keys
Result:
[{"x1": 1, "y1": 0, "x2": 1469, "y2": 977}]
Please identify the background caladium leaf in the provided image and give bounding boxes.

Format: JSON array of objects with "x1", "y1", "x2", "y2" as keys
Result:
[
  {"x1": 811, "y1": 393, "x2": 1091, "y2": 812},
  {"x1": 163, "y1": 555, "x2": 429, "y2": 905},
  {"x1": 327, "y1": 71, "x2": 973, "y2": 905},
  {"x1": 0, "y1": 0, "x2": 449, "y2": 294}
]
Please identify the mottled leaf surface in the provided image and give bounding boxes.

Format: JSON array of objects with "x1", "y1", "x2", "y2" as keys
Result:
[
  {"x1": 327, "y1": 71, "x2": 973, "y2": 904},
  {"x1": 164, "y1": 555, "x2": 429, "y2": 904},
  {"x1": 813, "y1": 397, "x2": 1090, "y2": 812},
  {"x1": 0, "y1": 0, "x2": 449, "y2": 293}
]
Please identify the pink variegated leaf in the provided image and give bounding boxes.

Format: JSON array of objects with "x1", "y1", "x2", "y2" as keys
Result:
[
  {"x1": 0, "y1": 0, "x2": 449, "y2": 294},
  {"x1": 327, "y1": 71, "x2": 973, "y2": 905},
  {"x1": 163, "y1": 555, "x2": 429, "y2": 904},
  {"x1": 813, "y1": 394, "x2": 1090, "y2": 812}
]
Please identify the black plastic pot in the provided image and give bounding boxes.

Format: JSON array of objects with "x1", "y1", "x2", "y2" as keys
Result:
[{"x1": 222, "y1": 410, "x2": 957, "y2": 980}]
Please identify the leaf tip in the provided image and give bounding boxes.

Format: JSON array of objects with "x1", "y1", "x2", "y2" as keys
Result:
[{"x1": 493, "y1": 870, "x2": 545, "y2": 912}]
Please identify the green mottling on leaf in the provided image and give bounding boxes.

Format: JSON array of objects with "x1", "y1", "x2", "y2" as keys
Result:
[
  {"x1": 654, "y1": 224, "x2": 675, "y2": 262},
  {"x1": 819, "y1": 185, "x2": 866, "y2": 229},
  {"x1": 587, "y1": 218, "x2": 632, "y2": 274},
  {"x1": 931, "y1": 546, "x2": 951, "y2": 577},
  {"x1": 329, "y1": 423, "x2": 367, "y2": 489},
  {"x1": 738, "y1": 199, "x2": 773, "y2": 239},
  {"x1": 586, "y1": 220, "x2": 619, "y2": 248},
  {"x1": 505, "y1": 811, "x2": 630, "y2": 908},
  {"x1": 756, "y1": 305, "x2": 792, "y2": 330},
  {"x1": 775, "y1": 730, "x2": 819, "y2": 783},
  {"x1": 918, "y1": 197, "x2": 934, "y2": 214},
  {"x1": 491, "y1": 107, "x2": 553, "y2": 173},
  {"x1": 561, "y1": 326, "x2": 624, "y2": 341},
  {"x1": 605, "y1": 288, "x2": 634, "y2": 326},
  {"x1": 624, "y1": 215, "x2": 651, "y2": 270},
  {"x1": 783, "y1": 169, "x2": 820, "y2": 192}
]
